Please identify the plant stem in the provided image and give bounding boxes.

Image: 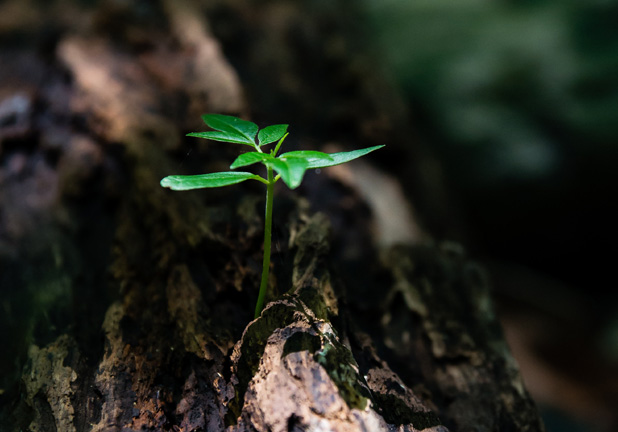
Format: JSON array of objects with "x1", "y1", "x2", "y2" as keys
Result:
[{"x1": 255, "y1": 166, "x2": 274, "y2": 318}]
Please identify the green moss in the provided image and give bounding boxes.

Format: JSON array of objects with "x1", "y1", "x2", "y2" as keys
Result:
[
  {"x1": 372, "y1": 392, "x2": 442, "y2": 429},
  {"x1": 313, "y1": 334, "x2": 371, "y2": 411},
  {"x1": 296, "y1": 285, "x2": 329, "y2": 320},
  {"x1": 282, "y1": 331, "x2": 322, "y2": 358}
]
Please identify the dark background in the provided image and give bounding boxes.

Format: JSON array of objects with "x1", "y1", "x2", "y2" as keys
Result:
[{"x1": 361, "y1": 1, "x2": 618, "y2": 431}]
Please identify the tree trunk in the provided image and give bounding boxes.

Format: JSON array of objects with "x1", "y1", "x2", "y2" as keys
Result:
[{"x1": 0, "y1": 1, "x2": 544, "y2": 431}]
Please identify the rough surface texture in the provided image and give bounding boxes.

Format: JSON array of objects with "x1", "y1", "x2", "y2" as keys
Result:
[{"x1": 0, "y1": 0, "x2": 544, "y2": 431}]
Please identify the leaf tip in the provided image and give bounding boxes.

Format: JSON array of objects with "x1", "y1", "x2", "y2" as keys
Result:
[{"x1": 160, "y1": 176, "x2": 174, "y2": 189}]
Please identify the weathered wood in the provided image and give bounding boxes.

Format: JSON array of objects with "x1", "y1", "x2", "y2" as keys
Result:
[{"x1": 0, "y1": 1, "x2": 545, "y2": 431}]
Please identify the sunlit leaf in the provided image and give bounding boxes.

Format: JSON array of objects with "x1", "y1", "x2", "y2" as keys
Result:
[
  {"x1": 230, "y1": 152, "x2": 274, "y2": 169},
  {"x1": 188, "y1": 114, "x2": 258, "y2": 147},
  {"x1": 258, "y1": 124, "x2": 289, "y2": 146},
  {"x1": 306, "y1": 145, "x2": 385, "y2": 169},
  {"x1": 278, "y1": 150, "x2": 333, "y2": 165},
  {"x1": 187, "y1": 131, "x2": 255, "y2": 146},
  {"x1": 160, "y1": 172, "x2": 264, "y2": 190},
  {"x1": 202, "y1": 114, "x2": 258, "y2": 142},
  {"x1": 267, "y1": 158, "x2": 309, "y2": 189}
]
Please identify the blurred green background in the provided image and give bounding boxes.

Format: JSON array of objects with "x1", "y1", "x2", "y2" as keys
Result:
[{"x1": 360, "y1": 1, "x2": 618, "y2": 431}]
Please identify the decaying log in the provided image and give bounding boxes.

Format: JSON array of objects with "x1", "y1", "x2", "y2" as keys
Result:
[{"x1": 0, "y1": 1, "x2": 545, "y2": 431}]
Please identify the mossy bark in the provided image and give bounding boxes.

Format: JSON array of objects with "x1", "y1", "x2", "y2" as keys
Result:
[{"x1": 0, "y1": 0, "x2": 544, "y2": 431}]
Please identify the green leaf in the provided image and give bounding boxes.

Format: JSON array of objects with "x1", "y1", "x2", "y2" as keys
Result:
[
  {"x1": 258, "y1": 124, "x2": 289, "y2": 146},
  {"x1": 278, "y1": 150, "x2": 334, "y2": 165},
  {"x1": 306, "y1": 145, "x2": 385, "y2": 169},
  {"x1": 230, "y1": 152, "x2": 274, "y2": 169},
  {"x1": 189, "y1": 114, "x2": 259, "y2": 147},
  {"x1": 202, "y1": 114, "x2": 259, "y2": 141},
  {"x1": 267, "y1": 158, "x2": 309, "y2": 189},
  {"x1": 187, "y1": 131, "x2": 256, "y2": 146},
  {"x1": 160, "y1": 172, "x2": 264, "y2": 190}
]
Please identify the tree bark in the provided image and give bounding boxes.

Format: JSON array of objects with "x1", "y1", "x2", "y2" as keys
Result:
[{"x1": 0, "y1": 1, "x2": 544, "y2": 431}]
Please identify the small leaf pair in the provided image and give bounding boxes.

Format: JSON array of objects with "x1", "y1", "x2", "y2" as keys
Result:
[{"x1": 186, "y1": 114, "x2": 287, "y2": 148}]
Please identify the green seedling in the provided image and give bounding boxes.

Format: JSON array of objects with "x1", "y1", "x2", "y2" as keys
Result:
[{"x1": 161, "y1": 114, "x2": 383, "y2": 318}]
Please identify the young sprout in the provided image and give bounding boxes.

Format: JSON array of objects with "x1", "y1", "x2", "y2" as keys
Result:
[{"x1": 161, "y1": 114, "x2": 383, "y2": 319}]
